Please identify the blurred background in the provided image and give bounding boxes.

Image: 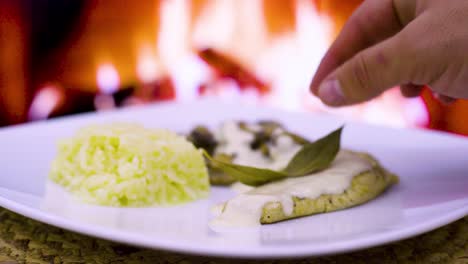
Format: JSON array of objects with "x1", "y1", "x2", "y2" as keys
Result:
[{"x1": 0, "y1": 0, "x2": 467, "y2": 135}]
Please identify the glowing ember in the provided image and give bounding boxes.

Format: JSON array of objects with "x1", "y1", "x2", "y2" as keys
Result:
[
  {"x1": 28, "y1": 85, "x2": 64, "y2": 120},
  {"x1": 97, "y1": 63, "x2": 120, "y2": 94}
]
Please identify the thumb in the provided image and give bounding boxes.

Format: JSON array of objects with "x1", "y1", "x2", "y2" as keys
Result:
[{"x1": 317, "y1": 33, "x2": 415, "y2": 106}]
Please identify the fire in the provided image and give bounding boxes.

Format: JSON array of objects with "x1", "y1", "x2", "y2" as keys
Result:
[
  {"x1": 94, "y1": 63, "x2": 120, "y2": 111},
  {"x1": 96, "y1": 63, "x2": 120, "y2": 95},
  {"x1": 142, "y1": 0, "x2": 426, "y2": 128},
  {"x1": 23, "y1": 0, "x2": 429, "y2": 130},
  {"x1": 136, "y1": 45, "x2": 160, "y2": 83}
]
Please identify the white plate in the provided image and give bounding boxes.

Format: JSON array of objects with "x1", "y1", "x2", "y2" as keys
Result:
[{"x1": 0, "y1": 99, "x2": 467, "y2": 259}]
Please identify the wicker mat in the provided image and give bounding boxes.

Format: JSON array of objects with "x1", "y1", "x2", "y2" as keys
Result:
[{"x1": 0, "y1": 208, "x2": 466, "y2": 264}]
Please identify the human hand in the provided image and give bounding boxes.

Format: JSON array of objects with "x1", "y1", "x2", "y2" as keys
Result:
[{"x1": 310, "y1": 0, "x2": 468, "y2": 106}]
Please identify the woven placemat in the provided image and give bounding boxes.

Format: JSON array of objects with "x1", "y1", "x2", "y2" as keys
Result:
[{"x1": 0, "y1": 208, "x2": 466, "y2": 264}]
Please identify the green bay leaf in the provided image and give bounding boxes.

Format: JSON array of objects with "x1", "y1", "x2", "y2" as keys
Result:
[
  {"x1": 202, "y1": 150, "x2": 287, "y2": 186},
  {"x1": 202, "y1": 126, "x2": 343, "y2": 186},
  {"x1": 283, "y1": 126, "x2": 343, "y2": 176}
]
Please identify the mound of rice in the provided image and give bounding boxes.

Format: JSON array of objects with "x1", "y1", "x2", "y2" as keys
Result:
[{"x1": 49, "y1": 123, "x2": 210, "y2": 207}]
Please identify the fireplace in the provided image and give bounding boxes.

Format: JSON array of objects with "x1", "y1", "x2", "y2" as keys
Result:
[{"x1": 1, "y1": 0, "x2": 467, "y2": 135}]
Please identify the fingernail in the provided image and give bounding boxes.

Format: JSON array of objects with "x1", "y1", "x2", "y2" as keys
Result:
[{"x1": 318, "y1": 79, "x2": 345, "y2": 105}]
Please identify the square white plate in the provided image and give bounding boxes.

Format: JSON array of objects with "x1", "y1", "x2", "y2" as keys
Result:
[{"x1": 0, "y1": 99, "x2": 467, "y2": 258}]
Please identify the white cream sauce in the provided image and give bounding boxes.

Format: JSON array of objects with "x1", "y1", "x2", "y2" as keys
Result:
[
  {"x1": 230, "y1": 181, "x2": 255, "y2": 193},
  {"x1": 214, "y1": 121, "x2": 301, "y2": 170},
  {"x1": 210, "y1": 150, "x2": 372, "y2": 228}
]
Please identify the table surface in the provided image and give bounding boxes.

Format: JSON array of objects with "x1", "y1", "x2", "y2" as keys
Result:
[{"x1": 0, "y1": 208, "x2": 466, "y2": 264}]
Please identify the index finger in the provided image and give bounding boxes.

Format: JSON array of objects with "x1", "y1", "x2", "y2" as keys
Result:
[{"x1": 310, "y1": 0, "x2": 410, "y2": 94}]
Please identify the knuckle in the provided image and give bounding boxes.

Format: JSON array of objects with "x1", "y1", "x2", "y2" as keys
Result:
[{"x1": 350, "y1": 54, "x2": 373, "y2": 98}]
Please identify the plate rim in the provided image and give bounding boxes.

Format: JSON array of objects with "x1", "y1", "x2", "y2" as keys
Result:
[
  {"x1": 1, "y1": 100, "x2": 467, "y2": 258},
  {"x1": 1, "y1": 99, "x2": 468, "y2": 142},
  {"x1": 1, "y1": 188, "x2": 467, "y2": 259}
]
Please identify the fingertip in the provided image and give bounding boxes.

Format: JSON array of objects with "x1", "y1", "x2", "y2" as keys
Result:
[
  {"x1": 310, "y1": 58, "x2": 333, "y2": 95},
  {"x1": 317, "y1": 79, "x2": 346, "y2": 106},
  {"x1": 309, "y1": 78, "x2": 320, "y2": 96},
  {"x1": 310, "y1": 49, "x2": 345, "y2": 96}
]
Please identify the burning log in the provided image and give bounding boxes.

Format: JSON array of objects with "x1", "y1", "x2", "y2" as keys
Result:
[
  {"x1": 135, "y1": 76, "x2": 176, "y2": 102},
  {"x1": 28, "y1": 85, "x2": 137, "y2": 121},
  {"x1": 27, "y1": 75, "x2": 176, "y2": 121},
  {"x1": 197, "y1": 48, "x2": 270, "y2": 94}
]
